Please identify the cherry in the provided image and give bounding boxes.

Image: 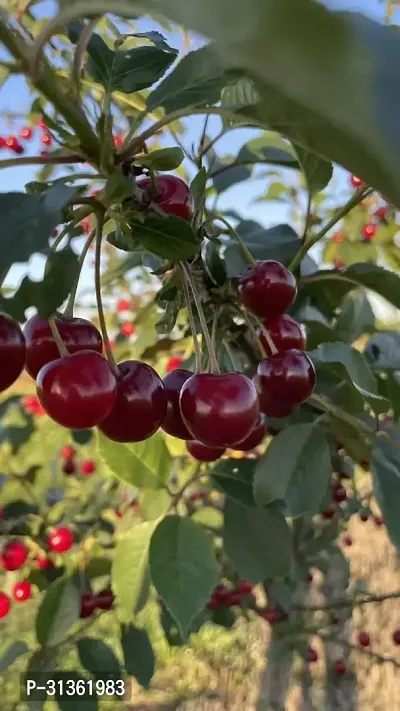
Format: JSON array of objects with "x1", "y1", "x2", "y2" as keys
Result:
[
  {"x1": 307, "y1": 648, "x2": 318, "y2": 663},
  {"x1": 120, "y1": 322, "x2": 135, "y2": 337},
  {"x1": 61, "y1": 445, "x2": 76, "y2": 459},
  {"x1": 322, "y1": 506, "x2": 335, "y2": 520},
  {"x1": 13, "y1": 580, "x2": 32, "y2": 602},
  {"x1": 238, "y1": 260, "x2": 297, "y2": 318},
  {"x1": 332, "y1": 484, "x2": 347, "y2": 503},
  {"x1": 393, "y1": 629, "x2": 400, "y2": 645},
  {"x1": 332, "y1": 232, "x2": 344, "y2": 244},
  {"x1": 343, "y1": 535, "x2": 353, "y2": 547},
  {"x1": 0, "y1": 136, "x2": 5, "y2": 148},
  {"x1": 37, "y1": 351, "x2": 117, "y2": 429},
  {"x1": 359, "y1": 512, "x2": 369, "y2": 522},
  {"x1": 41, "y1": 132, "x2": 52, "y2": 146},
  {"x1": 24, "y1": 314, "x2": 103, "y2": 379},
  {"x1": 333, "y1": 660, "x2": 347, "y2": 676},
  {"x1": 13, "y1": 144, "x2": 24, "y2": 155},
  {"x1": 180, "y1": 372, "x2": 259, "y2": 448},
  {"x1": 5, "y1": 136, "x2": 18, "y2": 150},
  {"x1": 47, "y1": 526, "x2": 74, "y2": 553},
  {"x1": 38, "y1": 117, "x2": 46, "y2": 128},
  {"x1": 212, "y1": 585, "x2": 231, "y2": 605},
  {"x1": 254, "y1": 374, "x2": 296, "y2": 418},
  {"x1": 359, "y1": 632, "x2": 370, "y2": 647},
  {"x1": 0, "y1": 592, "x2": 11, "y2": 618},
  {"x1": 23, "y1": 395, "x2": 45, "y2": 416},
  {"x1": 62, "y1": 459, "x2": 76, "y2": 475},
  {"x1": 258, "y1": 315, "x2": 306, "y2": 356},
  {"x1": 99, "y1": 360, "x2": 167, "y2": 442},
  {"x1": 262, "y1": 608, "x2": 281, "y2": 625},
  {"x1": 138, "y1": 174, "x2": 193, "y2": 220},
  {"x1": 375, "y1": 205, "x2": 387, "y2": 221},
  {"x1": 228, "y1": 592, "x2": 242, "y2": 607},
  {"x1": 186, "y1": 440, "x2": 225, "y2": 462},
  {"x1": 36, "y1": 555, "x2": 53, "y2": 570},
  {"x1": 117, "y1": 298, "x2": 130, "y2": 312},
  {"x1": 362, "y1": 223, "x2": 377, "y2": 240},
  {"x1": 236, "y1": 580, "x2": 253, "y2": 596},
  {"x1": 20, "y1": 127, "x2": 33, "y2": 140},
  {"x1": 374, "y1": 515, "x2": 384, "y2": 527},
  {"x1": 207, "y1": 598, "x2": 218, "y2": 610},
  {"x1": 230, "y1": 416, "x2": 266, "y2": 451},
  {"x1": 162, "y1": 369, "x2": 193, "y2": 440},
  {"x1": 114, "y1": 134, "x2": 123, "y2": 148},
  {"x1": 350, "y1": 175, "x2": 364, "y2": 188},
  {"x1": 80, "y1": 459, "x2": 96, "y2": 476},
  {"x1": 1, "y1": 540, "x2": 28, "y2": 571},
  {"x1": 0, "y1": 313, "x2": 26, "y2": 393},
  {"x1": 95, "y1": 588, "x2": 115, "y2": 610},
  {"x1": 80, "y1": 592, "x2": 97, "y2": 619},
  {"x1": 306, "y1": 572, "x2": 313, "y2": 584},
  {"x1": 166, "y1": 356, "x2": 183, "y2": 373},
  {"x1": 257, "y1": 350, "x2": 316, "y2": 405}
]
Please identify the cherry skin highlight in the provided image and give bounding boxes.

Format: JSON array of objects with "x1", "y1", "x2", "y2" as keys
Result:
[
  {"x1": 258, "y1": 315, "x2": 306, "y2": 355},
  {"x1": 180, "y1": 372, "x2": 259, "y2": 448},
  {"x1": 99, "y1": 360, "x2": 167, "y2": 442},
  {"x1": 0, "y1": 313, "x2": 26, "y2": 393},
  {"x1": 47, "y1": 526, "x2": 74, "y2": 553},
  {"x1": 13, "y1": 580, "x2": 32, "y2": 602},
  {"x1": 138, "y1": 174, "x2": 193, "y2": 220},
  {"x1": 238, "y1": 260, "x2": 297, "y2": 318},
  {"x1": 257, "y1": 350, "x2": 316, "y2": 405},
  {"x1": 162, "y1": 369, "x2": 193, "y2": 440},
  {"x1": 36, "y1": 351, "x2": 117, "y2": 429},
  {"x1": 24, "y1": 314, "x2": 103, "y2": 379},
  {"x1": 186, "y1": 440, "x2": 225, "y2": 461}
]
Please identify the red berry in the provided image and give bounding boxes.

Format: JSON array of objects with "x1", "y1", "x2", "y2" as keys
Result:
[
  {"x1": 80, "y1": 592, "x2": 96, "y2": 619},
  {"x1": 5, "y1": 136, "x2": 18, "y2": 150},
  {"x1": 228, "y1": 592, "x2": 242, "y2": 607},
  {"x1": 166, "y1": 356, "x2": 184, "y2": 373},
  {"x1": 38, "y1": 118, "x2": 46, "y2": 129},
  {"x1": 117, "y1": 298, "x2": 130, "y2": 312},
  {"x1": 307, "y1": 647, "x2": 318, "y2": 663},
  {"x1": 332, "y1": 484, "x2": 347, "y2": 503},
  {"x1": 257, "y1": 350, "x2": 316, "y2": 406},
  {"x1": 41, "y1": 132, "x2": 52, "y2": 146},
  {"x1": 0, "y1": 313, "x2": 26, "y2": 393},
  {"x1": 230, "y1": 415, "x2": 266, "y2": 451},
  {"x1": 375, "y1": 205, "x2": 387, "y2": 221},
  {"x1": 23, "y1": 395, "x2": 45, "y2": 416},
  {"x1": 37, "y1": 351, "x2": 117, "y2": 429},
  {"x1": 350, "y1": 175, "x2": 364, "y2": 188},
  {"x1": 343, "y1": 535, "x2": 353, "y2": 547},
  {"x1": 238, "y1": 260, "x2": 297, "y2": 318},
  {"x1": 13, "y1": 580, "x2": 32, "y2": 602},
  {"x1": 1, "y1": 540, "x2": 28, "y2": 571},
  {"x1": 0, "y1": 592, "x2": 11, "y2": 618},
  {"x1": 393, "y1": 629, "x2": 400, "y2": 645},
  {"x1": 13, "y1": 144, "x2": 24, "y2": 155},
  {"x1": 99, "y1": 360, "x2": 167, "y2": 442},
  {"x1": 332, "y1": 232, "x2": 344, "y2": 244},
  {"x1": 0, "y1": 136, "x2": 5, "y2": 148},
  {"x1": 306, "y1": 572, "x2": 313, "y2": 584},
  {"x1": 24, "y1": 314, "x2": 103, "y2": 379},
  {"x1": 333, "y1": 660, "x2": 347, "y2": 676},
  {"x1": 95, "y1": 588, "x2": 114, "y2": 610},
  {"x1": 322, "y1": 506, "x2": 335, "y2": 520},
  {"x1": 360, "y1": 513, "x2": 369, "y2": 522},
  {"x1": 138, "y1": 175, "x2": 193, "y2": 221},
  {"x1": 61, "y1": 445, "x2": 76, "y2": 459},
  {"x1": 359, "y1": 632, "x2": 370, "y2": 647},
  {"x1": 36, "y1": 555, "x2": 53, "y2": 569},
  {"x1": 62, "y1": 459, "x2": 76, "y2": 475},
  {"x1": 180, "y1": 372, "x2": 259, "y2": 448},
  {"x1": 374, "y1": 515, "x2": 384, "y2": 527},
  {"x1": 162, "y1": 369, "x2": 193, "y2": 439},
  {"x1": 262, "y1": 608, "x2": 281, "y2": 625},
  {"x1": 258, "y1": 315, "x2": 306, "y2": 356},
  {"x1": 236, "y1": 580, "x2": 253, "y2": 596},
  {"x1": 212, "y1": 585, "x2": 231, "y2": 604},
  {"x1": 186, "y1": 440, "x2": 225, "y2": 462},
  {"x1": 362, "y1": 223, "x2": 377, "y2": 240},
  {"x1": 80, "y1": 459, "x2": 96, "y2": 476},
  {"x1": 47, "y1": 526, "x2": 74, "y2": 553},
  {"x1": 20, "y1": 127, "x2": 33, "y2": 140},
  {"x1": 253, "y1": 375, "x2": 296, "y2": 418},
  {"x1": 114, "y1": 134, "x2": 123, "y2": 148},
  {"x1": 121, "y1": 322, "x2": 135, "y2": 337}
]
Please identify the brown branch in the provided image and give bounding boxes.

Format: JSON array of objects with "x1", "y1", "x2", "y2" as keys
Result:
[{"x1": 0, "y1": 153, "x2": 85, "y2": 169}]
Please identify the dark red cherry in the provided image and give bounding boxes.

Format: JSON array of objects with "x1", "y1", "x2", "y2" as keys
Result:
[
  {"x1": 258, "y1": 315, "x2": 306, "y2": 355},
  {"x1": 358, "y1": 632, "x2": 370, "y2": 647},
  {"x1": 307, "y1": 648, "x2": 318, "y2": 663},
  {"x1": 62, "y1": 459, "x2": 76, "y2": 475},
  {"x1": 1, "y1": 540, "x2": 28, "y2": 571},
  {"x1": 24, "y1": 314, "x2": 103, "y2": 379},
  {"x1": 252, "y1": 375, "x2": 296, "y2": 418},
  {"x1": 37, "y1": 351, "x2": 117, "y2": 429},
  {"x1": 180, "y1": 372, "x2": 259, "y2": 448},
  {"x1": 333, "y1": 660, "x2": 347, "y2": 676},
  {"x1": 231, "y1": 415, "x2": 266, "y2": 451},
  {"x1": 47, "y1": 526, "x2": 74, "y2": 552},
  {"x1": 162, "y1": 369, "x2": 193, "y2": 440},
  {"x1": 80, "y1": 592, "x2": 97, "y2": 618},
  {"x1": 0, "y1": 592, "x2": 11, "y2": 618},
  {"x1": 0, "y1": 313, "x2": 26, "y2": 393},
  {"x1": 95, "y1": 588, "x2": 115, "y2": 610},
  {"x1": 137, "y1": 174, "x2": 193, "y2": 220},
  {"x1": 80, "y1": 459, "x2": 96, "y2": 475},
  {"x1": 186, "y1": 440, "x2": 225, "y2": 461},
  {"x1": 257, "y1": 350, "x2": 316, "y2": 405},
  {"x1": 99, "y1": 360, "x2": 167, "y2": 442},
  {"x1": 13, "y1": 580, "x2": 32, "y2": 602},
  {"x1": 238, "y1": 261, "x2": 297, "y2": 318}
]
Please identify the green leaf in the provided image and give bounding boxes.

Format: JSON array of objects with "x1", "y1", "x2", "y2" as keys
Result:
[
  {"x1": 98, "y1": 430, "x2": 171, "y2": 489},
  {"x1": 0, "y1": 641, "x2": 28, "y2": 672},
  {"x1": 77, "y1": 638, "x2": 121, "y2": 677},
  {"x1": 118, "y1": 30, "x2": 177, "y2": 54},
  {"x1": 112, "y1": 521, "x2": 157, "y2": 622},
  {"x1": 335, "y1": 291, "x2": 375, "y2": 343},
  {"x1": 101, "y1": 173, "x2": 133, "y2": 204},
  {"x1": 149, "y1": 515, "x2": 219, "y2": 637},
  {"x1": 202, "y1": 239, "x2": 227, "y2": 287},
  {"x1": 211, "y1": 458, "x2": 256, "y2": 507},
  {"x1": 223, "y1": 500, "x2": 292, "y2": 583},
  {"x1": 147, "y1": 44, "x2": 226, "y2": 112},
  {"x1": 71, "y1": 428, "x2": 93, "y2": 445},
  {"x1": 190, "y1": 168, "x2": 207, "y2": 216},
  {"x1": 138, "y1": 147, "x2": 184, "y2": 170},
  {"x1": 140, "y1": 488, "x2": 171, "y2": 520},
  {"x1": 130, "y1": 214, "x2": 201, "y2": 261},
  {"x1": 364, "y1": 331, "x2": 400, "y2": 371},
  {"x1": 121, "y1": 625, "x2": 155, "y2": 688},
  {"x1": 224, "y1": 221, "x2": 300, "y2": 277},
  {"x1": 0, "y1": 186, "x2": 76, "y2": 274},
  {"x1": 294, "y1": 145, "x2": 333, "y2": 195},
  {"x1": 254, "y1": 423, "x2": 331, "y2": 517},
  {"x1": 35, "y1": 574, "x2": 81, "y2": 647},
  {"x1": 207, "y1": 144, "x2": 252, "y2": 194},
  {"x1": 372, "y1": 437, "x2": 400, "y2": 551},
  {"x1": 309, "y1": 342, "x2": 389, "y2": 414}
]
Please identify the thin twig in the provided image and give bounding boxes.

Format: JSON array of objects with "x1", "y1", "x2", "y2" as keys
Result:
[
  {"x1": 179, "y1": 262, "x2": 202, "y2": 373},
  {"x1": 94, "y1": 212, "x2": 118, "y2": 373},
  {"x1": 182, "y1": 262, "x2": 220, "y2": 374}
]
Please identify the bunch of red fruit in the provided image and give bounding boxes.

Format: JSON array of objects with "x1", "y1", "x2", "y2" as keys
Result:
[
  {"x1": 60, "y1": 445, "x2": 96, "y2": 476},
  {"x1": 80, "y1": 588, "x2": 114, "y2": 618},
  {"x1": 206, "y1": 580, "x2": 253, "y2": 610}
]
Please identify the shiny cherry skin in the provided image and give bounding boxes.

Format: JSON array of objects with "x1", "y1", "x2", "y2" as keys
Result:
[
  {"x1": 258, "y1": 315, "x2": 306, "y2": 356},
  {"x1": 0, "y1": 592, "x2": 11, "y2": 618},
  {"x1": 0, "y1": 313, "x2": 26, "y2": 393},
  {"x1": 24, "y1": 314, "x2": 103, "y2": 379},
  {"x1": 138, "y1": 174, "x2": 193, "y2": 220},
  {"x1": 61, "y1": 445, "x2": 76, "y2": 459},
  {"x1": 37, "y1": 351, "x2": 117, "y2": 429},
  {"x1": 350, "y1": 175, "x2": 364, "y2": 188},
  {"x1": 252, "y1": 375, "x2": 296, "y2": 418},
  {"x1": 80, "y1": 592, "x2": 97, "y2": 618},
  {"x1": 95, "y1": 588, "x2": 115, "y2": 610},
  {"x1": 231, "y1": 415, "x2": 266, "y2": 451},
  {"x1": 180, "y1": 372, "x2": 259, "y2": 448},
  {"x1": 1, "y1": 540, "x2": 28, "y2": 571},
  {"x1": 257, "y1": 350, "x2": 316, "y2": 405},
  {"x1": 80, "y1": 459, "x2": 96, "y2": 475},
  {"x1": 20, "y1": 127, "x2": 33, "y2": 140},
  {"x1": 47, "y1": 526, "x2": 74, "y2": 553},
  {"x1": 99, "y1": 360, "x2": 167, "y2": 442},
  {"x1": 162, "y1": 369, "x2": 193, "y2": 440},
  {"x1": 186, "y1": 440, "x2": 225, "y2": 461},
  {"x1": 13, "y1": 580, "x2": 32, "y2": 602},
  {"x1": 362, "y1": 223, "x2": 377, "y2": 240},
  {"x1": 238, "y1": 261, "x2": 297, "y2": 318}
]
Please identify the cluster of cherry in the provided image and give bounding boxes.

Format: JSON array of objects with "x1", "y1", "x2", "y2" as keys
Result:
[
  {"x1": 59, "y1": 444, "x2": 96, "y2": 477},
  {"x1": 0, "y1": 117, "x2": 52, "y2": 156}
]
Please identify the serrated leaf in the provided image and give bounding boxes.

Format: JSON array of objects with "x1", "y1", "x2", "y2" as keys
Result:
[
  {"x1": 130, "y1": 214, "x2": 201, "y2": 261},
  {"x1": 372, "y1": 437, "x2": 400, "y2": 551},
  {"x1": 98, "y1": 430, "x2": 171, "y2": 489},
  {"x1": 149, "y1": 515, "x2": 219, "y2": 637},
  {"x1": 35, "y1": 574, "x2": 81, "y2": 647},
  {"x1": 224, "y1": 221, "x2": 300, "y2": 276},
  {"x1": 77, "y1": 638, "x2": 121, "y2": 677},
  {"x1": 138, "y1": 147, "x2": 184, "y2": 170},
  {"x1": 223, "y1": 500, "x2": 292, "y2": 583},
  {"x1": 112, "y1": 521, "x2": 157, "y2": 622},
  {"x1": 121, "y1": 625, "x2": 155, "y2": 688}
]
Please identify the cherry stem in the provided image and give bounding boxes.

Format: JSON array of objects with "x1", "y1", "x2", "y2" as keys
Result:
[
  {"x1": 240, "y1": 309, "x2": 267, "y2": 359},
  {"x1": 205, "y1": 216, "x2": 256, "y2": 267},
  {"x1": 94, "y1": 212, "x2": 118, "y2": 374},
  {"x1": 179, "y1": 263, "x2": 202, "y2": 373},
  {"x1": 48, "y1": 317, "x2": 69, "y2": 358},
  {"x1": 64, "y1": 229, "x2": 96, "y2": 318},
  {"x1": 252, "y1": 315, "x2": 279, "y2": 356},
  {"x1": 181, "y1": 262, "x2": 220, "y2": 374}
]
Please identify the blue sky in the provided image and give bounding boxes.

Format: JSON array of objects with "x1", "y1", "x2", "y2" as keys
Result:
[{"x1": 0, "y1": 0, "x2": 391, "y2": 295}]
